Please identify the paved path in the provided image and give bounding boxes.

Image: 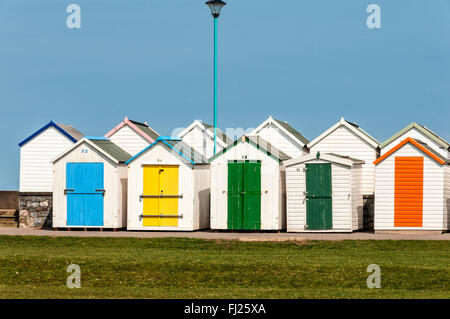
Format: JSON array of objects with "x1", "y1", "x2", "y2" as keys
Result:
[{"x1": 0, "y1": 228, "x2": 448, "y2": 241}]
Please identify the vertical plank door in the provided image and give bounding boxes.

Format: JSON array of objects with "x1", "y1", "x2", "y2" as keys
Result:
[
  {"x1": 227, "y1": 161, "x2": 261, "y2": 230},
  {"x1": 66, "y1": 163, "x2": 104, "y2": 226},
  {"x1": 227, "y1": 162, "x2": 244, "y2": 230},
  {"x1": 142, "y1": 165, "x2": 179, "y2": 227},
  {"x1": 394, "y1": 157, "x2": 423, "y2": 227},
  {"x1": 305, "y1": 163, "x2": 332, "y2": 230},
  {"x1": 243, "y1": 162, "x2": 261, "y2": 230}
]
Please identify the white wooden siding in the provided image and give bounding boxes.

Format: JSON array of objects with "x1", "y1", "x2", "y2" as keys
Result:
[
  {"x1": 108, "y1": 125, "x2": 150, "y2": 156},
  {"x1": 181, "y1": 126, "x2": 224, "y2": 160},
  {"x1": 127, "y1": 143, "x2": 210, "y2": 231},
  {"x1": 381, "y1": 127, "x2": 449, "y2": 159},
  {"x1": 375, "y1": 143, "x2": 446, "y2": 231},
  {"x1": 254, "y1": 123, "x2": 305, "y2": 158},
  {"x1": 351, "y1": 164, "x2": 363, "y2": 230},
  {"x1": 52, "y1": 142, "x2": 126, "y2": 228},
  {"x1": 286, "y1": 159, "x2": 362, "y2": 232},
  {"x1": 309, "y1": 125, "x2": 377, "y2": 195},
  {"x1": 20, "y1": 127, "x2": 75, "y2": 192},
  {"x1": 210, "y1": 142, "x2": 284, "y2": 230},
  {"x1": 444, "y1": 166, "x2": 450, "y2": 230}
]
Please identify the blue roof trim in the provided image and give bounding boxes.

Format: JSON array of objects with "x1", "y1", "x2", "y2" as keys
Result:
[
  {"x1": 161, "y1": 140, "x2": 196, "y2": 165},
  {"x1": 157, "y1": 136, "x2": 181, "y2": 141},
  {"x1": 125, "y1": 139, "x2": 197, "y2": 165},
  {"x1": 18, "y1": 121, "x2": 78, "y2": 147},
  {"x1": 85, "y1": 136, "x2": 109, "y2": 141},
  {"x1": 124, "y1": 140, "x2": 159, "y2": 165}
]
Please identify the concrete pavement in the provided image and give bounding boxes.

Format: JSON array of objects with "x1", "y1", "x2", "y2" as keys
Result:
[{"x1": 0, "y1": 227, "x2": 448, "y2": 241}]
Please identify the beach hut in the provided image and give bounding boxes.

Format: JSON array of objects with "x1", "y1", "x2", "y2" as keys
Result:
[
  {"x1": 104, "y1": 116, "x2": 159, "y2": 156},
  {"x1": 307, "y1": 117, "x2": 379, "y2": 196},
  {"x1": 209, "y1": 135, "x2": 290, "y2": 231},
  {"x1": 125, "y1": 137, "x2": 210, "y2": 231},
  {"x1": 379, "y1": 122, "x2": 450, "y2": 159},
  {"x1": 177, "y1": 120, "x2": 232, "y2": 160},
  {"x1": 374, "y1": 137, "x2": 450, "y2": 233},
  {"x1": 52, "y1": 137, "x2": 131, "y2": 229},
  {"x1": 18, "y1": 121, "x2": 84, "y2": 192},
  {"x1": 250, "y1": 116, "x2": 309, "y2": 158},
  {"x1": 284, "y1": 152, "x2": 364, "y2": 232}
]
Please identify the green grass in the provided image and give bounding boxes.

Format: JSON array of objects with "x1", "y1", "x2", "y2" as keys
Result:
[{"x1": 0, "y1": 236, "x2": 448, "y2": 298}]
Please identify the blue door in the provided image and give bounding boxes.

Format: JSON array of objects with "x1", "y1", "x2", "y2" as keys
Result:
[{"x1": 66, "y1": 163, "x2": 104, "y2": 226}]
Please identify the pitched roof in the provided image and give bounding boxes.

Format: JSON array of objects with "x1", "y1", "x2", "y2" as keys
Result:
[
  {"x1": 201, "y1": 121, "x2": 233, "y2": 145},
  {"x1": 19, "y1": 121, "x2": 84, "y2": 147},
  {"x1": 374, "y1": 137, "x2": 446, "y2": 165},
  {"x1": 125, "y1": 137, "x2": 208, "y2": 166},
  {"x1": 89, "y1": 137, "x2": 132, "y2": 163},
  {"x1": 208, "y1": 135, "x2": 291, "y2": 163},
  {"x1": 379, "y1": 122, "x2": 450, "y2": 150},
  {"x1": 177, "y1": 120, "x2": 232, "y2": 146},
  {"x1": 52, "y1": 137, "x2": 132, "y2": 164},
  {"x1": 104, "y1": 117, "x2": 159, "y2": 143},
  {"x1": 284, "y1": 152, "x2": 364, "y2": 167},
  {"x1": 307, "y1": 117, "x2": 379, "y2": 149},
  {"x1": 251, "y1": 116, "x2": 309, "y2": 147},
  {"x1": 272, "y1": 118, "x2": 310, "y2": 146}
]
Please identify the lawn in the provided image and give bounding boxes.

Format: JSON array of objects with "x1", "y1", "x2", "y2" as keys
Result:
[{"x1": 0, "y1": 236, "x2": 448, "y2": 299}]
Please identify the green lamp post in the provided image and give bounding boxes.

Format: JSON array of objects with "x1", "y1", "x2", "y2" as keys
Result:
[{"x1": 205, "y1": 0, "x2": 226, "y2": 155}]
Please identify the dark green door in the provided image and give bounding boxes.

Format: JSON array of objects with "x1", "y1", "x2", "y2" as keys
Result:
[
  {"x1": 305, "y1": 163, "x2": 332, "y2": 230},
  {"x1": 228, "y1": 161, "x2": 261, "y2": 230}
]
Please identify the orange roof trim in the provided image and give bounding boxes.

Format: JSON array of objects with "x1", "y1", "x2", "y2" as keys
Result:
[{"x1": 374, "y1": 137, "x2": 446, "y2": 165}]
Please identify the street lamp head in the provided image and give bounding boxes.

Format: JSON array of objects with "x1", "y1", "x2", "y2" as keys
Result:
[{"x1": 206, "y1": 0, "x2": 226, "y2": 18}]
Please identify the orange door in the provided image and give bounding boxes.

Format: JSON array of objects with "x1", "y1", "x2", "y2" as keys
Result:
[{"x1": 394, "y1": 157, "x2": 423, "y2": 227}]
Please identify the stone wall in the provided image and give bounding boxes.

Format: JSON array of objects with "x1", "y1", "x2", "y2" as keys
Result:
[
  {"x1": 18, "y1": 192, "x2": 53, "y2": 229},
  {"x1": 363, "y1": 195, "x2": 374, "y2": 231}
]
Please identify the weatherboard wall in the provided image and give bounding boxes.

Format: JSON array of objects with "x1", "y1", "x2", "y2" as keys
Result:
[
  {"x1": 108, "y1": 125, "x2": 151, "y2": 157},
  {"x1": 309, "y1": 125, "x2": 377, "y2": 195},
  {"x1": 180, "y1": 125, "x2": 224, "y2": 160},
  {"x1": 126, "y1": 143, "x2": 210, "y2": 231},
  {"x1": 380, "y1": 126, "x2": 449, "y2": 159},
  {"x1": 20, "y1": 126, "x2": 76, "y2": 192},
  {"x1": 52, "y1": 141, "x2": 127, "y2": 228},
  {"x1": 210, "y1": 141, "x2": 286, "y2": 230},
  {"x1": 374, "y1": 143, "x2": 447, "y2": 231},
  {"x1": 254, "y1": 123, "x2": 306, "y2": 158},
  {"x1": 286, "y1": 158, "x2": 363, "y2": 232}
]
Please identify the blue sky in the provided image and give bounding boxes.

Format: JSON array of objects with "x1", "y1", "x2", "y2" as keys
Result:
[{"x1": 1, "y1": 1, "x2": 450, "y2": 189}]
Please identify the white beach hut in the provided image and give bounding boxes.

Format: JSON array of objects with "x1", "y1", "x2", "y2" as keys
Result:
[
  {"x1": 379, "y1": 122, "x2": 450, "y2": 159},
  {"x1": 285, "y1": 152, "x2": 364, "y2": 232},
  {"x1": 178, "y1": 120, "x2": 232, "y2": 160},
  {"x1": 18, "y1": 121, "x2": 84, "y2": 192},
  {"x1": 251, "y1": 116, "x2": 309, "y2": 158},
  {"x1": 374, "y1": 137, "x2": 450, "y2": 233},
  {"x1": 52, "y1": 137, "x2": 131, "y2": 229},
  {"x1": 126, "y1": 137, "x2": 210, "y2": 231},
  {"x1": 209, "y1": 135, "x2": 290, "y2": 231},
  {"x1": 307, "y1": 117, "x2": 379, "y2": 196},
  {"x1": 104, "y1": 116, "x2": 159, "y2": 156}
]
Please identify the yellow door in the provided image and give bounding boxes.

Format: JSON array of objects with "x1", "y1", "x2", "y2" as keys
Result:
[{"x1": 142, "y1": 165, "x2": 179, "y2": 227}]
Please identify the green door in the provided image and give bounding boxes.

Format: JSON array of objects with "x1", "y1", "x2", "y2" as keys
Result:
[
  {"x1": 228, "y1": 161, "x2": 261, "y2": 230},
  {"x1": 305, "y1": 163, "x2": 332, "y2": 230}
]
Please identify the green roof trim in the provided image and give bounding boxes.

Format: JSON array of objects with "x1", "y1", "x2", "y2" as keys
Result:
[
  {"x1": 273, "y1": 118, "x2": 310, "y2": 145},
  {"x1": 208, "y1": 135, "x2": 291, "y2": 163},
  {"x1": 90, "y1": 139, "x2": 132, "y2": 163},
  {"x1": 201, "y1": 121, "x2": 233, "y2": 144},
  {"x1": 379, "y1": 122, "x2": 450, "y2": 149}
]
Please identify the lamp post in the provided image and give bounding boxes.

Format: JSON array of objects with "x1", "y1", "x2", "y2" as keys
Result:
[{"x1": 205, "y1": 0, "x2": 226, "y2": 155}]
